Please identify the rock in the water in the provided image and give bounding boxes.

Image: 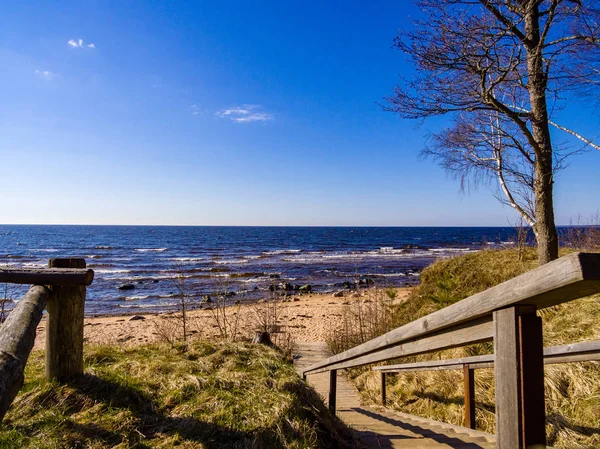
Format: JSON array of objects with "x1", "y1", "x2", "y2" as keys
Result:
[
  {"x1": 224, "y1": 291, "x2": 236, "y2": 298},
  {"x1": 269, "y1": 274, "x2": 281, "y2": 279},
  {"x1": 201, "y1": 295, "x2": 212, "y2": 303},
  {"x1": 118, "y1": 283, "x2": 135, "y2": 291},
  {"x1": 299, "y1": 284, "x2": 312, "y2": 293},
  {"x1": 332, "y1": 291, "x2": 345, "y2": 298},
  {"x1": 129, "y1": 315, "x2": 146, "y2": 321}
]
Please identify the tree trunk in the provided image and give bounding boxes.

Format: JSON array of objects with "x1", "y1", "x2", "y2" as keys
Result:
[{"x1": 524, "y1": 1, "x2": 559, "y2": 265}]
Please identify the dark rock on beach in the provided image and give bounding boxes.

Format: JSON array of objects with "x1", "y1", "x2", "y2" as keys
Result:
[{"x1": 299, "y1": 284, "x2": 312, "y2": 293}]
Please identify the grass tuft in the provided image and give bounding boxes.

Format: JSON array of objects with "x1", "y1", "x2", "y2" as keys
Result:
[{"x1": 1, "y1": 341, "x2": 358, "y2": 449}]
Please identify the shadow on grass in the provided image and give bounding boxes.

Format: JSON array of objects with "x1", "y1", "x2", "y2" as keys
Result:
[
  {"x1": 414, "y1": 391, "x2": 496, "y2": 414},
  {"x1": 67, "y1": 374, "x2": 248, "y2": 449},
  {"x1": 59, "y1": 373, "x2": 359, "y2": 449}
]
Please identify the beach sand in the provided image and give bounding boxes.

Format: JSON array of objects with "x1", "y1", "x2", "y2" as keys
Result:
[{"x1": 32, "y1": 287, "x2": 412, "y2": 350}]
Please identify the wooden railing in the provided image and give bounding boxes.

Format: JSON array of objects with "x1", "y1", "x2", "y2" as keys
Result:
[
  {"x1": 302, "y1": 252, "x2": 600, "y2": 449},
  {"x1": 374, "y1": 339, "x2": 600, "y2": 430},
  {"x1": 0, "y1": 258, "x2": 94, "y2": 422}
]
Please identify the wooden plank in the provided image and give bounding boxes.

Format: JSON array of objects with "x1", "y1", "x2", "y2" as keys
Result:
[
  {"x1": 304, "y1": 252, "x2": 600, "y2": 374},
  {"x1": 45, "y1": 259, "x2": 87, "y2": 381},
  {"x1": 374, "y1": 354, "x2": 494, "y2": 372},
  {"x1": 305, "y1": 318, "x2": 493, "y2": 374},
  {"x1": 328, "y1": 370, "x2": 337, "y2": 413},
  {"x1": 494, "y1": 307, "x2": 524, "y2": 449},
  {"x1": 463, "y1": 364, "x2": 476, "y2": 430},
  {"x1": 0, "y1": 285, "x2": 50, "y2": 422},
  {"x1": 373, "y1": 339, "x2": 600, "y2": 374},
  {"x1": 0, "y1": 268, "x2": 94, "y2": 286},
  {"x1": 544, "y1": 339, "x2": 600, "y2": 359},
  {"x1": 519, "y1": 313, "x2": 546, "y2": 447}
]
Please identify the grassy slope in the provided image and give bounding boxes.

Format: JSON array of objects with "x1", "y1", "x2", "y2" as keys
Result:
[
  {"x1": 349, "y1": 248, "x2": 600, "y2": 449},
  {"x1": 0, "y1": 341, "x2": 358, "y2": 449}
]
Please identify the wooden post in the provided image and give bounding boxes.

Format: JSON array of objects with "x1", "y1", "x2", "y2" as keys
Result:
[
  {"x1": 381, "y1": 371, "x2": 387, "y2": 406},
  {"x1": 494, "y1": 306, "x2": 546, "y2": 449},
  {"x1": 46, "y1": 258, "x2": 86, "y2": 381},
  {"x1": 328, "y1": 369, "x2": 337, "y2": 413},
  {"x1": 0, "y1": 286, "x2": 49, "y2": 422},
  {"x1": 463, "y1": 364, "x2": 476, "y2": 429}
]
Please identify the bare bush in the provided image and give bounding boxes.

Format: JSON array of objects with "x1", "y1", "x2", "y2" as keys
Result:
[
  {"x1": 205, "y1": 290, "x2": 243, "y2": 342},
  {"x1": 326, "y1": 286, "x2": 398, "y2": 355},
  {"x1": 250, "y1": 293, "x2": 295, "y2": 358},
  {"x1": 561, "y1": 213, "x2": 600, "y2": 251}
]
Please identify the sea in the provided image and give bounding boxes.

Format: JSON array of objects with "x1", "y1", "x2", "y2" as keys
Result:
[{"x1": 0, "y1": 225, "x2": 520, "y2": 316}]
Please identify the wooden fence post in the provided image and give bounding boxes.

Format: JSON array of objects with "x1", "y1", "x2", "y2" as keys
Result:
[
  {"x1": 463, "y1": 364, "x2": 475, "y2": 429},
  {"x1": 381, "y1": 371, "x2": 387, "y2": 406},
  {"x1": 0, "y1": 286, "x2": 50, "y2": 422},
  {"x1": 494, "y1": 306, "x2": 546, "y2": 449},
  {"x1": 329, "y1": 369, "x2": 337, "y2": 413},
  {"x1": 45, "y1": 258, "x2": 86, "y2": 381}
]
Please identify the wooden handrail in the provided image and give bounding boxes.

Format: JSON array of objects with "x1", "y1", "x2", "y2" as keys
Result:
[
  {"x1": 0, "y1": 268, "x2": 94, "y2": 286},
  {"x1": 0, "y1": 285, "x2": 50, "y2": 421},
  {"x1": 372, "y1": 339, "x2": 600, "y2": 373},
  {"x1": 303, "y1": 253, "x2": 600, "y2": 448},
  {"x1": 303, "y1": 252, "x2": 600, "y2": 375},
  {"x1": 0, "y1": 258, "x2": 93, "y2": 424}
]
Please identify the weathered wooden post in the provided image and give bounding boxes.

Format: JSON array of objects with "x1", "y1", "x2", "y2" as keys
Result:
[
  {"x1": 381, "y1": 371, "x2": 387, "y2": 406},
  {"x1": 45, "y1": 258, "x2": 86, "y2": 381},
  {"x1": 0, "y1": 286, "x2": 50, "y2": 422},
  {"x1": 463, "y1": 364, "x2": 476, "y2": 429},
  {"x1": 494, "y1": 306, "x2": 546, "y2": 449},
  {"x1": 328, "y1": 369, "x2": 337, "y2": 413}
]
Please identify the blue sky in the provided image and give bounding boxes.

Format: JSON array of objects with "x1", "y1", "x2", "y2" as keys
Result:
[{"x1": 1, "y1": 1, "x2": 598, "y2": 226}]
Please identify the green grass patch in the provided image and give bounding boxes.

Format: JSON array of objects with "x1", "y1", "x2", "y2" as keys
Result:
[{"x1": 1, "y1": 341, "x2": 358, "y2": 449}]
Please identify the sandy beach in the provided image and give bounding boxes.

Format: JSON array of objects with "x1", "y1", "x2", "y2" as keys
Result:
[{"x1": 32, "y1": 287, "x2": 411, "y2": 350}]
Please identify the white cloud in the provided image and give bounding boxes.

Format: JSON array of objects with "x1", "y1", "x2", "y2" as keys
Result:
[
  {"x1": 190, "y1": 104, "x2": 201, "y2": 115},
  {"x1": 34, "y1": 69, "x2": 54, "y2": 79},
  {"x1": 67, "y1": 39, "x2": 95, "y2": 49},
  {"x1": 216, "y1": 104, "x2": 273, "y2": 123}
]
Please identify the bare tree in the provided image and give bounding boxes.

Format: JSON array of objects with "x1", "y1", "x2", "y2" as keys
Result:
[{"x1": 385, "y1": 0, "x2": 600, "y2": 265}]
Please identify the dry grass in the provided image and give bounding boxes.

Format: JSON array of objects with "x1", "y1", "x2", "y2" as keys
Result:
[
  {"x1": 338, "y1": 248, "x2": 600, "y2": 449},
  {"x1": 0, "y1": 341, "x2": 359, "y2": 449}
]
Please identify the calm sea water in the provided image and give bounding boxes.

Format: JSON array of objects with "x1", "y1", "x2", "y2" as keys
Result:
[{"x1": 0, "y1": 225, "x2": 519, "y2": 315}]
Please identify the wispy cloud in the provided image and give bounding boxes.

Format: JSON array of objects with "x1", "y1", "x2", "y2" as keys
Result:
[
  {"x1": 216, "y1": 104, "x2": 273, "y2": 123},
  {"x1": 34, "y1": 69, "x2": 54, "y2": 80},
  {"x1": 191, "y1": 104, "x2": 201, "y2": 115},
  {"x1": 68, "y1": 39, "x2": 96, "y2": 49}
]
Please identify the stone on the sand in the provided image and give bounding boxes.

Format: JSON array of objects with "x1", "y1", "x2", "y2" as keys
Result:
[
  {"x1": 299, "y1": 284, "x2": 312, "y2": 293},
  {"x1": 332, "y1": 291, "x2": 345, "y2": 298},
  {"x1": 129, "y1": 315, "x2": 146, "y2": 321}
]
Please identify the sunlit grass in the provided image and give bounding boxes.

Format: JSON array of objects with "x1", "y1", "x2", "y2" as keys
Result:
[{"x1": 0, "y1": 341, "x2": 358, "y2": 449}]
